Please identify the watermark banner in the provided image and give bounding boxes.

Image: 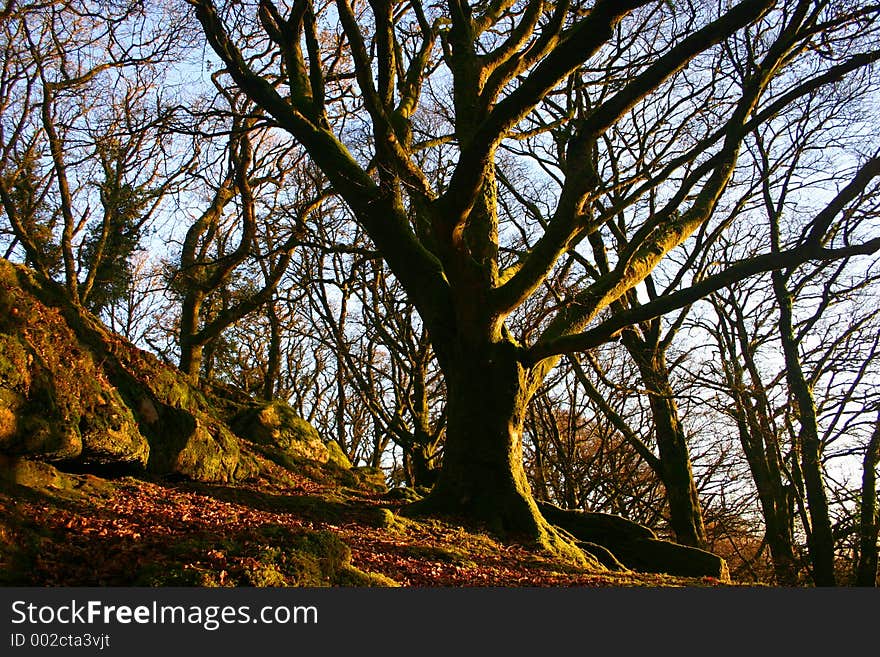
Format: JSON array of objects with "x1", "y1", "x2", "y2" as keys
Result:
[{"x1": 1, "y1": 587, "x2": 876, "y2": 654}]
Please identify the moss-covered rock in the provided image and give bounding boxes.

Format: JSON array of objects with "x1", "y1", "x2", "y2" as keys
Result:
[
  {"x1": 0, "y1": 258, "x2": 248, "y2": 482},
  {"x1": 0, "y1": 455, "x2": 68, "y2": 490},
  {"x1": 0, "y1": 455, "x2": 119, "y2": 502},
  {"x1": 0, "y1": 261, "x2": 149, "y2": 468},
  {"x1": 235, "y1": 525, "x2": 397, "y2": 587},
  {"x1": 351, "y1": 466, "x2": 388, "y2": 494},
  {"x1": 538, "y1": 502, "x2": 729, "y2": 581},
  {"x1": 362, "y1": 506, "x2": 409, "y2": 531},
  {"x1": 168, "y1": 420, "x2": 241, "y2": 482},
  {"x1": 325, "y1": 440, "x2": 352, "y2": 469},
  {"x1": 0, "y1": 334, "x2": 30, "y2": 392},
  {"x1": 232, "y1": 401, "x2": 329, "y2": 464},
  {"x1": 403, "y1": 544, "x2": 477, "y2": 569},
  {"x1": 384, "y1": 486, "x2": 424, "y2": 503}
]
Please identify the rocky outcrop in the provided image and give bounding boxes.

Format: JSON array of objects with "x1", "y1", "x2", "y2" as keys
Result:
[
  {"x1": 231, "y1": 400, "x2": 329, "y2": 464},
  {"x1": 539, "y1": 502, "x2": 729, "y2": 581},
  {"x1": 0, "y1": 259, "x2": 257, "y2": 482},
  {"x1": 0, "y1": 264, "x2": 148, "y2": 470}
]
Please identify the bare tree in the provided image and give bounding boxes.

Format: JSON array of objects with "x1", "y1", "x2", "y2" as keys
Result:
[
  {"x1": 189, "y1": 0, "x2": 880, "y2": 558},
  {"x1": 171, "y1": 91, "x2": 319, "y2": 383},
  {"x1": 0, "y1": 0, "x2": 186, "y2": 308}
]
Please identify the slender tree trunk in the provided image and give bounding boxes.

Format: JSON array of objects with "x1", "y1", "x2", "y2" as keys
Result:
[
  {"x1": 179, "y1": 289, "x2": 206, "y2": 383},
  {"x1": 856, "y1": 418, "x2": 879, "y2": 586},
  {"x1": 719, "y1": 301, "x2": 800, "y2": 584},
  {"x1": 262, "y1": 302, "x2": 282, "y2": 401},
  {"x1": 736, "y1": 416, "x2": 800, "y2": 585},
  {"x1": 772, "y1": 272, "x2": 836, "y2": 586},
  {"x1": 624, "y1": 338, "x2": 707, "y2": 548},
  {"x1": 728, "y1": 371, "x2": 799, "y2": 584},
  {"x1": 404, "y1": 346, "x2": 440, "y2": 487}
]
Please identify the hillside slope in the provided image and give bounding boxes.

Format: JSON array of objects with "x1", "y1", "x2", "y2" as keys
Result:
[{"x1": 0, "y1": 259, "x2": 732, "y2": 587}]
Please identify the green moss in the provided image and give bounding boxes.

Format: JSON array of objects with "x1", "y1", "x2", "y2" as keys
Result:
[
  {"x1": 536, "y1": 522, "x2": 601, "y2": 570},
  {"x1": 171, "y1": 421, "x2": 240, "y2": 482},
  {"x1": 384, "y1": 486, "x2": 423, "y2": 503},
  {"x1": 351, "y1": 466, "x2": 388, "y2": 494},
  {"x1": 149, "y1": 368, "x2": 207, "y2": 411},
  {"x1": 404, "y1": 544, "x2": 477, "y2": 568},
  {"x1": 0, "y1": 276, "x2": 151, "y2": 467},
  {"x1": 77, "y1": 387, "x2": 149, "y2": 468},
  {"x1": 335, "y1": 566, "x2": 399, "y2": 587},
  {"x1": 0, "y1": 259, "x2": 263, "y2": 483},
  {"x1": 233, "y1": 453, "x2": 260, "y2": 481},
  {"x1": 0, "y1": 457, "x2": 118, "y2": 503},
  {"x1": 239, "y1": 526, "x2": 395, "y2": 587},
  {"x1": 123, "y1": 523, "x2": 399, "y2": 588},
  {"x1": 243, "y1": 554, "x2": 292, "y2": 587},
  {"x1": 16, "y1": 415, "x2": 81, "y2": 461},
  {"x1": 0, "y1": 335, "x2": 29, "y2": 391},
  {"x1": 0, "y1": 510, "x2": 46, "y2": 585},
  {"x1": 0, "y1": 456, "x2": 67, "y2": 490},
  {"x1": 135, "y1": 562, "x2": 222, "y2": 587},
  {"x1": 0, "y1": 390, "x2": 23, "y2": 444},
  {"x1": 325, "y1": 440, "x2": 352, "y2": 469},
  {"x1": 362, "y1": 507, "x2": 408, "y2": 531},
  {"x1": 232, "y1": 401, "x2": 328, "y2": 464}
]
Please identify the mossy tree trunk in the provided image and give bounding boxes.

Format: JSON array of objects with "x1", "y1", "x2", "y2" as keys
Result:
[
  {"x1": 261, "y1": 301, "x2": 283, "y2": 401},
  {"x1": 411, "y1": 338, "x2": 583, "y2": 562},
  {"x1": 419, "y1": 341, "x2": 529, "y2": 528},
  {"x1": 178, "y1": 289, "x2": 206, "y2": 383}
]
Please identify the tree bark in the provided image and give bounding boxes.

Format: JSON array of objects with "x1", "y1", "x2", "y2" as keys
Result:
[
  {"x1": 723, "y1": 303, "x2": 800, "y2": 585},
  {"x1": 404, "y1": 441, "x2": 438, "y2": 489},
  {"x1": 622, "y1": 335, "x2": 707, "y2": 548},
  {"x1": 178, "y1": 289, "x2": 206, "y2": 383},
  {"x1": 407, "y1": 339, "x2": 586, "y2": 564},
  {"x1": 735, "y1": 412, "x2": 800, "y2": 585},
  {"x1": 261, "y1": 302, "x2": 282, "y2": 401},
  {"x1": 773, "y1": 270, "x2": 836, "y2": 586},
  {"x1": 856, "y1": 418, "x2": 879, "y2": 586}
]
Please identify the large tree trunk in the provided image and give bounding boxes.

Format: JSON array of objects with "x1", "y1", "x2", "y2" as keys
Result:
[{"x1": 408, "y1": 340, "x2": 587, "y2": 564}]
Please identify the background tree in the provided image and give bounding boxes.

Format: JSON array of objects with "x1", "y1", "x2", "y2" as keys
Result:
[
  {"x1": 0, "y1": 0, "x2": 186, "y2": 308},
  {"x1": 857, "y1": 415, "x2": 879, "y2": 585},
  {"x1": 170, "y1": 90, "x2": 320, "y2": 383}
]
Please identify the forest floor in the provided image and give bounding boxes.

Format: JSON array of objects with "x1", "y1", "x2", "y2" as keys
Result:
[{"x1": 0, "y1": 454, "x2": 736, "y2": 588}]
